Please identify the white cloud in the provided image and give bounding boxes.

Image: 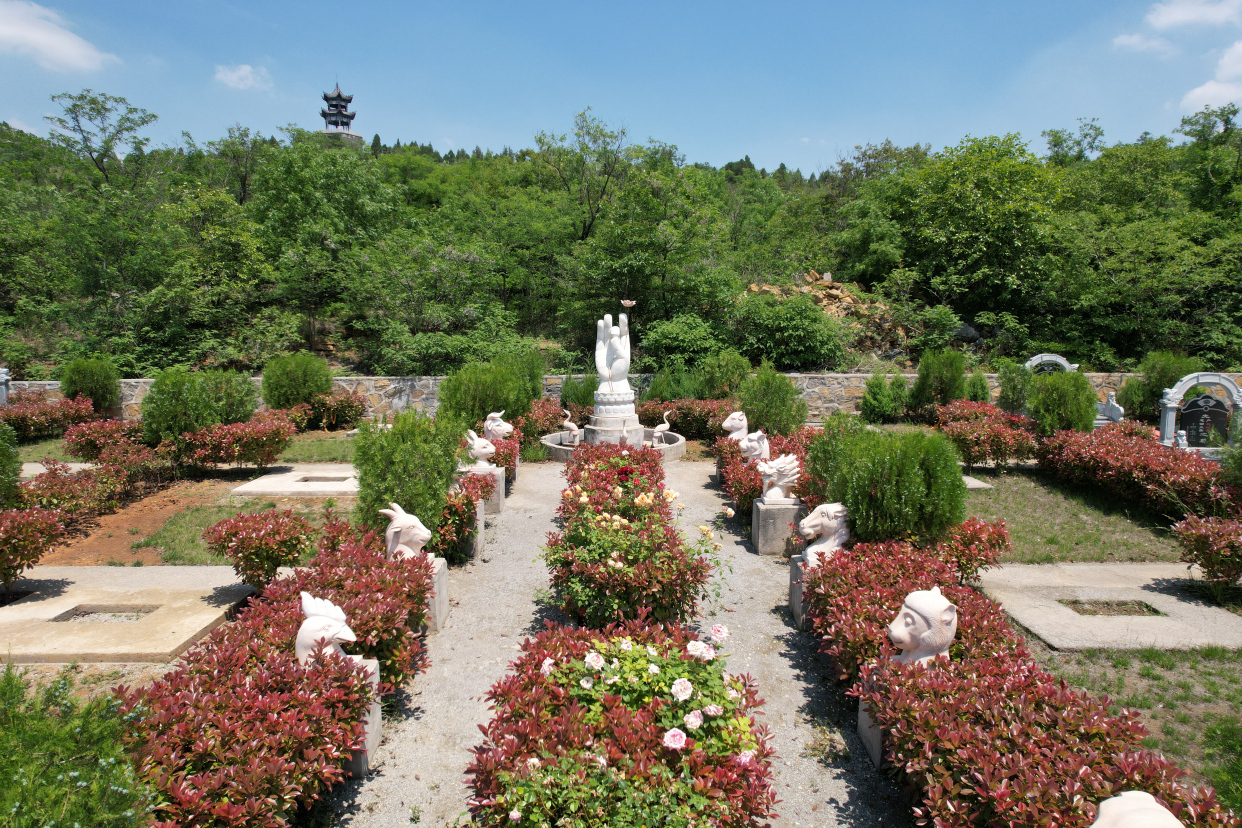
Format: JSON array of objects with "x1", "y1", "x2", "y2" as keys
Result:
[
  {"x1": 1148, "y1": 0, "x2": 1242, "y2": 29},
  {"x1": 213, "y1": 63, "x2": 272, "y2": 90},
  {"x1": 1182, "y1": 38, "x2": 1242, "y2": 106},
  {"x1": 0, "y1": 1, "x2": 117, "y2": 71},
  {"x1": 3, "y1": 116, "x2": 33, "y2": 132},
  {"x1": 799, "y1": 137, "x2": 809, "y2": 143},
  {"x1": 1113, "y1": 32, "x2": 1177, "y2": 53}
]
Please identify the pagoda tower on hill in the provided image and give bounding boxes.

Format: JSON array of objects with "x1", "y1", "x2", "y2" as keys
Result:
[{"x1": 320, "y1": 84, "x2": 363, "y2": 144}]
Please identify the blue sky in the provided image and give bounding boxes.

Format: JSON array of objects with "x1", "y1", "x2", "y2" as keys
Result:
[{"x1": 4, "y1": 0, "x2": 1242, "y2": 172}]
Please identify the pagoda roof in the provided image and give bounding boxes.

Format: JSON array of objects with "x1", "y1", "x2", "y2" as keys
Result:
[
  {"x1": 322, "y1": 84, "x2": 353, "y2": 104},
  {"x1": 321, "y1": 109, "x2": 356, "y2": 121}
]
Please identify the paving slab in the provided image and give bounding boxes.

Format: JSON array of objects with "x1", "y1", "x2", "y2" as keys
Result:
[
  {"x1": 962, "y1": 475, "x2": 993, "y2": 490},
  {"x1": 20, "y1": 461, "x2": 93, "y2": 479},
  {"x1": 978, "y1": 562, "x2": 1242, "y2": 650},
  {"x1": 0, "y1": 566, "x2": 252, "y2": 662},
  {"x1": 231, "y1": 463, "x2": 359, "y2": 497}
]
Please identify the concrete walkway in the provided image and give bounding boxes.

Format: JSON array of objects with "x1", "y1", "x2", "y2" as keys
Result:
[{"x1": 329, "y1": 460, "x2": 905, "y2": 827}]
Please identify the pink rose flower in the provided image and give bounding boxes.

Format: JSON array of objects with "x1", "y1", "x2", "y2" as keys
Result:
[
  {"x1": 663, "y1": 727, "x2": 687, "y2": 750},
  {"x1": 710, "y1": 624, "x2": 729, "y2": 643},
  {"x1": 703, "y1": 704, "x2": 724, "y2": 716},
  {"x1": 671, "y1": 678, "x2": 693, "y2": 701},
  {"x1": 736, "y1": 750, "x2": 755, "y2": 765},
  {"x1": 540, "y1": 657, "x2": 555, "y2": 676},
  {"x1": 684, "y1": 709, "x2": 703, "y2": 729},
  {"x1": 584, "y1": 652, "x2": 605, "y2": 671}
]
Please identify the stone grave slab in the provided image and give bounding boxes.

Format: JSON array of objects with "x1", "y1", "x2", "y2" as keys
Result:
[
  {"x1": 0, "y1": 565, "x2": 253, "y2": 662},
  {"x1": 978, "y1": 562, "x2": 1242, "y2": 650},
  {"x1": 231, "y1": 463, "x2": 359, "y2": 497}
]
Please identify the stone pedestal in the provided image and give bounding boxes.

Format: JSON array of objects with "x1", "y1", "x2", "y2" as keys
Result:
[
  {"x1": 857, "y1": 702, "x2": 887, "y2": 769},
  {"x1": 473, "y1": 465, "x2": 505, "y2": 514},
  {"x1": 509, "y1": 456, "x2": 520, "y2": 490},
  {"x1": 714, "y1": 454, "x2": 725, "y2": 485},
  {"x1": 585, "y1": 385, "x2": 641, "y2": 445},
  {"x1": 425, "y1": 557, "x2": 449, "y2": 632},
  {"x1": 751, "y1": 499, "x2": 802, "y2": 556},
  {"x1": 461, "y1": 499, "x2": 485, "y2": 559},
  {"x1": 789, "y1": 554, "x2": 806, "y2": 629},
  {"x1": 346, "y1": 656, "x2": 382, "y2": 778}
]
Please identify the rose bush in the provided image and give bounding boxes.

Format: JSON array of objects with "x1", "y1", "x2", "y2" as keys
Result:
[
  {"x1": 546, "y1": 444, "x2": 713, "y2": 626},
  {"x1": 467, "y1": 619, "x2": 777, "y2": 828}
]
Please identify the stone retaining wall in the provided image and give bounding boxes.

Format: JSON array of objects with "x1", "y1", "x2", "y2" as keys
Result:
[{"x1": 14, "y1": 372, "x2": 1242, "y2": 423}]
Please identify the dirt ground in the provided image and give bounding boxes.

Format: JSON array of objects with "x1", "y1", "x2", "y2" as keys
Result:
[{"x1": 39, "y1": 478, "x2": 240, "y2": 566}]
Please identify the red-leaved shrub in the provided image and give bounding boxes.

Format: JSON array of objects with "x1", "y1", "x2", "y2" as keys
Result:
[
  {"x1": 310, "y1": 391, "x2": 366, "y2": 431},
  {"x1": 427, "y1": 472, "x2": 496, "y2": 563},
  {"x1": 489, "y1": 435, "x2": 520, "y2": 484},
  {"x1": 467, "y1": 619, "x2": 777, "y2": 827},
  {"x1": 802, "y1": 541, "x2": 1023, "y2": 682},
  {"x1": 115, "y1": 597, "x2": 374, "y2": 828},
  {"x1": 856, "y1": 654, "x2": 1237, "y2": 828},
  {"x1": 117, "y1": 522, "x2": 435, "y2": 827},
  {"x1": 21, "y1": 460, "x2": 128, "y2": 521},
  {"x1": 513, "y1": 397, "x2": 566, "y2": 447},
  {"x1": 203, "y1": 508, "x2": 315, "y2": 588},
  {"x1": 933, "y1": 516, "x2": 1010, "y2": 582},
  {"x1": 936, "y1": 401, "x2": 1036, "y2": 471},
  {"x1": 181, "y1": 410, "x2": 296, "y2": 469},
  {"x1": 1038, "y1": 421, "x2": 1238, "y2": 517},
  {"x1": 0, "y1": 507, "x2": 64, "y2": 589},
  {"x1": 637, "y1": 398, "x2": 733, "y2": 441},
  {"x1": 1174, "y1": 515, "x2": 1242, "y2": 584},
  {"x1": 63, "y1": 418, "x2": 145, "y2": 460},
  {"x1": 0, "y1": 391, "x2": 95, "y2": 442}
]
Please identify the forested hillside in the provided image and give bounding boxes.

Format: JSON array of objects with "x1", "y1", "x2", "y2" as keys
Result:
[{"x1": 3, "y1": 91, "x2": 1241, "y2": 379}]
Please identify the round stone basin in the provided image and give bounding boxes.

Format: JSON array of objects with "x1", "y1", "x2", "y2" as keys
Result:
[{"x1": 540, "y1": 429, "x2": 685, "y2": 463}]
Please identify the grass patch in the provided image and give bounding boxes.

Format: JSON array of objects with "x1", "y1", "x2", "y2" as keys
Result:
[
  {"x1": 0, "y1": 664, "x2": 156, "y2": 825},
  {"x1": 133, "y1": 498, "x2": 277, "y2": 565},
  {"x1": 278, "y1": 431, "x2": 355, "y2": 464},
  {"x1": 682, "y1": 439, "x2": 714, "y2": 462},
  {"x1": 1027, "y1": 638, "x2": 1242, "y2": 788},
  {"x1": 967, "y1": 468, "x2": 1180, "y2": 563},
  {"x1": 520, "y1": 441, "x2": 550, "y2": 462},
  {"x1": 17, "y1": 437, "x2": 73, "y2": 464}
]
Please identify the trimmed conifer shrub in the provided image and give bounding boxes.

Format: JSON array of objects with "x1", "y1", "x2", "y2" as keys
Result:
[
  {"x1": 59, "y1": 356, "x2": 120, "y2": 413},
  {"x1": 738, "y1": 360, "x2": 807, "y2": 436},
  {"x1": 261, "y1": 352, "x2": 333, "y2": 410}
]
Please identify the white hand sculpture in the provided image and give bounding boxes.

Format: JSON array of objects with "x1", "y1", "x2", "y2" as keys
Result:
[{"x1": 595, "y1": 312, "x2": 631, "y2": 390}]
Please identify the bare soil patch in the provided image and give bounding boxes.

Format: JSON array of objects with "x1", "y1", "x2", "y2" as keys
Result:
[
  {"x1": 40, "y1": 479, "x2": 239, "y2": 566},
  {"x1": 1060, "y1": 599, "x2": 1165, "y2": 617}
]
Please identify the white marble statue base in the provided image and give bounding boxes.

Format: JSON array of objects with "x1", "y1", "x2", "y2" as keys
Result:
[
  {"x1": 345, "y1": 656, "x2": 382, "y2": 778},
  {"x1": 425, "y1": 557, "x2": 449, "y2": 632},
  {"x1": 752, "y1": 499, "x2": 802, "y2": 556},
  {"x1": 457, "y1": 465, "x2": 506, "y2": 514},
  {"x1": 789, "y1": 553, "x2": 806, "y2": 629},
  {"x1": 461, "y1": 498, "x2": 485, "y2": 559},
  {"x1": 857, "y1": 701, "x2": 887, "y2": 769}
]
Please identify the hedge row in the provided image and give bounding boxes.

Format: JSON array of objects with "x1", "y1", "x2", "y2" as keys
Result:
[
  {"x1": 466, "y1": 620, "x2": 777, "y2": 827},
  {"x1": 115, "y1": 520, "x2": 434, "y2": 827},
  {"x1": 543, "y1": 443, "x2": 713, "y2": 626},
  {"x1": 1037, "y1": 420, "x2": 1238, "y2": 518},
  {"x1": 801, "y1": 538, "x2": 1236, "y2": 827}
]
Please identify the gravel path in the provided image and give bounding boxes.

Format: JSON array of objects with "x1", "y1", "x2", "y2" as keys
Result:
[{"x1": 328, "y1": 459, "x2": 908, "y2": 827}]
